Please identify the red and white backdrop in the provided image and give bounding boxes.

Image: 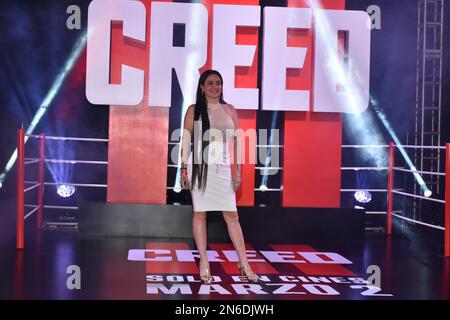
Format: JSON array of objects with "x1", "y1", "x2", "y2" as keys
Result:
[{"x1": 85, "y1": 0, "x2": 371, "y2": 208}]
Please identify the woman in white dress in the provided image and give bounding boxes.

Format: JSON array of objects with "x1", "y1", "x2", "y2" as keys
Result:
[{"x1": 180, "y1": 70, "x2": 259, "y2": 284}]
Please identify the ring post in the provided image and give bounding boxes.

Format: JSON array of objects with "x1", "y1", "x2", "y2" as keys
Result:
[
  {"x1": 37, "y1": 134, "x2": 45, "y2": 229},
  {"x1": 445, "y1": 143, "x2": 449, "y2": 257},
  {"x1": 387, "y1": 142, "x2": 395, "y2": 235},
  {"x1": 16, "y1": 128, "x2": 25, "y2": 250}
]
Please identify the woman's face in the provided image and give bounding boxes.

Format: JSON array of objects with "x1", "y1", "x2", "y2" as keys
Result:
[{"x1": 201, "y1": 74, "x2": 222, "y2": 101}]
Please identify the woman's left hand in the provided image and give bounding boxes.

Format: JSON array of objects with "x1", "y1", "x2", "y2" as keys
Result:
[{"x1": 232, "y1": 171, "x2": 241, "y2": 191}]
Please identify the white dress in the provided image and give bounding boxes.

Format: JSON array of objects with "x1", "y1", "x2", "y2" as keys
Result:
[{"x1": 186, "y1": 103, "x2": 237, "y2": 212}]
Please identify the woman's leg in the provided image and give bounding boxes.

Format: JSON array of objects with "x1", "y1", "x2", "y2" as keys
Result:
[
  {"x1": 222, "y1": 211, "x2": 249, "y2": 266},
  {"x1": 192, "y1": 211, "x2": 208, "y2": 266},
  {"x1": 223, "y1": 211, "x2": 259, "y2": 282}
]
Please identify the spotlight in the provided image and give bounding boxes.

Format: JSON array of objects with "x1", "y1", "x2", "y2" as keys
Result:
[
  {"x1": 354, "y1": 190, "x2": 372, "y2": 204},
  {"x1": 57, "y1": 184, "x2": 76, "y2": 198},
  {"x1": 259, "y1": 185, "x2": 268, "y2": 192},
  {"x1": 173, "y1": 187, "x2": 182, "y2": 193},
  {"x1": 0, "y1": 32, "x2": 87, "y2": 185},
  {"x1": 424, "y1": 190, "x2": 432, "y2": 198}
]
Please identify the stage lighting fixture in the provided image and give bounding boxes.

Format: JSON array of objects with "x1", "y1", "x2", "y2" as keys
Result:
[
  {"x1": 57, "y1": 184, "x2": 76, "y2": 198},
  {"x1": 259, "y1": 185, "x2": 268, "y2": 192},
  {"x1": 354, "y1": 190, "x2": 372, "y2": 204},
  {"x1": 424, "y1": 190, "x2": 432, "y2": 198}
]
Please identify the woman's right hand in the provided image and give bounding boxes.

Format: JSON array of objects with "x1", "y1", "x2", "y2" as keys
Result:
[{"x1": 181, "y1": 171, "x2": 190, "y2": 189}]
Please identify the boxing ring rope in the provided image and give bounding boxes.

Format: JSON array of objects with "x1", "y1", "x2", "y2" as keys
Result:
[
  {"x1": 386, "y1": 142, "x2": 450, "y2": 257},
  {"x1": 15, "y1": 128, "x2": 450, "y2": 256},
  {"x1": 26, "y1": 134, "x2": 108, "y2": 143}
]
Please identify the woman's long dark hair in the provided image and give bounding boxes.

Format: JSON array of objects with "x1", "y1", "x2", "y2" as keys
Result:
[{"x1": 191, "y1": 70, "x2": 226, "y2": 193}]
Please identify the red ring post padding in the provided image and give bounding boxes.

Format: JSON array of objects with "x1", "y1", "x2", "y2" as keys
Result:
[
  {"x1": 16, "y1": 128, "x2": 25, "y2": 250},
  {"x1": 445, "y1": 143, "x2": 450, "y2": 257},
  {"x1": 37, "y1": 134, "x2": 45, "y2": 229},
  {"x1": 387, "y1": 142, "x2": 395, "y2": 235}
]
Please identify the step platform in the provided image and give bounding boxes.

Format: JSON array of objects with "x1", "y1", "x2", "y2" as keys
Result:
[{"x1": 78, "y1": 202, "x2": 365, "y2": 242}]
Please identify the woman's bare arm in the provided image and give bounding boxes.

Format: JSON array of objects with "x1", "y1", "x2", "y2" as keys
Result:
[{"x1": 181, "y1": 105, "x2": 195, "y2": 168}]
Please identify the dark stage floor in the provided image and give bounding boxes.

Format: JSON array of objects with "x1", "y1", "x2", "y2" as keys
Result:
[{"x1": 1, "y1": 227, "x2": 449, "y2": 300}]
